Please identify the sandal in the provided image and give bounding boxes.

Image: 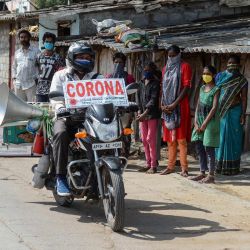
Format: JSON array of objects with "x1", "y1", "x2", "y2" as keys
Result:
[
  {"x1": 180, "y1": 170, "x2": 189, "y2": 177},
  {"x1": 199, "y1": 175, "x2": 215, "y2": 184},
  {"x1": 138, "y1": 166, "x2": 150, "y2": 172},
  {"x1": 160, "y1": 168, "x2": 174, "y2": 175},
  {"x1": 188, "y1": 174, "x2": 206, "y2": 182},
  {"x1": 146, "y1": 168, "x2": 157, "y2": 174}
]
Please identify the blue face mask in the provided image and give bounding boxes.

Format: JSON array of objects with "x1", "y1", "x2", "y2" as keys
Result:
[
  {"x1": 74, "y1": 59, "x2": 92, "y2": 66},
  {"x1": 143, "y1": 71, "x2": 153, "y2": 80},
  {"x1": 44, "y1": 42, "x2": 54, "y2": 51},
  {"x1": 74, "y1": 59, "x2": 94, "y2": 73}
]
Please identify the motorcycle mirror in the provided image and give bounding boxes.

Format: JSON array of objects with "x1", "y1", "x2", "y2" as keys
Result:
[
  {"x1": 49, "y1": 91, "x2": 65, "y2": 102},
  {"x1": 126, "y1": 82, "x2": 139, "y2": 95}
]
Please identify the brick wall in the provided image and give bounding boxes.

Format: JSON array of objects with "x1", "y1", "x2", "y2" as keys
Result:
[{"x1": 0, "y1": 23, "x2": 10, "y2": 85}]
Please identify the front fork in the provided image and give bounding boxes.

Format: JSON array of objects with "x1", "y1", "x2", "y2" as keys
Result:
[{"x1": 93, "y1": 149, "x2": 128, "y2": 199}]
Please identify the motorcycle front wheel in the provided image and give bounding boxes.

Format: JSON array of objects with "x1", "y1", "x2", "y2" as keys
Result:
[{"x1": 102, "y1": 168, "x2": 125, "y2": 232}]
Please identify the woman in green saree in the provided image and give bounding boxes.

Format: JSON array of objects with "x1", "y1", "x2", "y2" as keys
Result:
[{"x1": 216, "y1": 55, "x2": 248, "y2": 175}]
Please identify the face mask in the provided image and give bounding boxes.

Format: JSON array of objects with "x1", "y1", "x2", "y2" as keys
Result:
[
  {"x1": 167, "y1": 53, "x2": 181, "y2": 65},
  {"x1": 143, "y1": 71, "x2": 153, "y2": 80},
  {"x1": 202, "y1": 75, "x2": 213, "y2": 84},
  {"x1": 75, "y1": 59, "x2": 92, "y2": 66},
  {"x1": 113, "y1": 63, "x2": 125, "y2": 78},
  {"x1": 74, "y1": 59, "x2": 94, "y2": 73},
  {"x1": 227, "y1": 64, "x2": 240, "y2": 72},
  {"x1": 44, "y1": 42, "x2": 54, "y2": 51}
]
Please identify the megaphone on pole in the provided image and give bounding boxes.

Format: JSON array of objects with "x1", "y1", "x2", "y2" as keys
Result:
[{"x1": 0, "y1": 83, "x2": 44, "y2": 127}]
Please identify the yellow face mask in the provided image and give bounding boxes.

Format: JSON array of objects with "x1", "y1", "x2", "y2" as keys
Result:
[{"x1": 202, "y1": 74, "x2": 213, "y2": 84}]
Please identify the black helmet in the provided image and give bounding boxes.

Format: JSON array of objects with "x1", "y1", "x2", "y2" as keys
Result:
[{"x1": 67, "y1": 42, "x2": 95, "y2": 73}]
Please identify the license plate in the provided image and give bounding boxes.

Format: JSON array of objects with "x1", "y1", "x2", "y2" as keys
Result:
[{"x1": 92, "y1": 141, "x2": 122, "y2": 150}]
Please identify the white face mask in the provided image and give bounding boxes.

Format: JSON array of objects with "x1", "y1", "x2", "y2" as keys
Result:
[{"x1": 167, "y1": 53, "x2": 181, "y2": 65}]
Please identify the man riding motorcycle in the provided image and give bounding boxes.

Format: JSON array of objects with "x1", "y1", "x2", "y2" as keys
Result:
[{"x1": 50, "y1": 43, "x2": 103, "y2": 196}]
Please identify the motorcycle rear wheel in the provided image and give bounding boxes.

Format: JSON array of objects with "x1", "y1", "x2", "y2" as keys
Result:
[
  {"x1": 53, "y1": 190, "x2": 74, "y2": 207},
  {"x1": 102, "y1": 168, "x2": 125, "y2": 232}
]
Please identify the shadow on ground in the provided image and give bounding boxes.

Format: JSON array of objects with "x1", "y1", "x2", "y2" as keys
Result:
[
  {"x1": 215, "y1": 167, "x2": 250, "y2": 186},
  {"x1": 121, "y1": 199, "x2": 238, "y2": 241},
  {"x1": 27, "y1": 198, "x2": 239, "y2": 241}
]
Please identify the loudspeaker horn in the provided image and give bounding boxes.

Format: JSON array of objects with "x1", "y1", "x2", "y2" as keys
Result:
[{"x1": 0, "y1": 83, "x2": 44, "y2": 127}]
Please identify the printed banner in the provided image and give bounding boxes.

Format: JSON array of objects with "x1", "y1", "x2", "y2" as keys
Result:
[{"x1": 63, "y1": 78, "x2": 129, "y2": 108}]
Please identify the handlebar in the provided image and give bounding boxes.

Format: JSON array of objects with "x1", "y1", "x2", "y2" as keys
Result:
[
  {"x1": 57, "y1": 103, "x2": 138, "y2": 119},
  {"x1": 117, "y1": 102, "x2": 139, "y2": 114},
  {"x1": 126, "y1": 102, "x2": 139, "y2": 112},
  {"x1": 56, "y1": 107, "x2": 87, "y2": 119}
]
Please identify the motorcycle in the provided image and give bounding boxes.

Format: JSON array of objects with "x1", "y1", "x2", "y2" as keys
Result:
[{"x1": 32, "y1": 83, "x2": 139, "y2": 232}]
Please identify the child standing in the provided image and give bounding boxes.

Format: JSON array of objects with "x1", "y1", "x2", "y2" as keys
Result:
[
  {"x1": 137, "y1": 62, "x2": 161, "y2": 174},
  {"x1": 190, "y1": 66, "x2": 220, "y2": 183}
]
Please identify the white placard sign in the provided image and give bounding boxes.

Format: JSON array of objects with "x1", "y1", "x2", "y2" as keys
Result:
[{"x1": 63, "y1": 78, "x2": 129, "y2": 108}]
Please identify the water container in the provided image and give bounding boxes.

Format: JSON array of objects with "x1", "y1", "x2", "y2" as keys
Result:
[{"x1": 32, "y1": 154, "x2": 50, "y2": 189}]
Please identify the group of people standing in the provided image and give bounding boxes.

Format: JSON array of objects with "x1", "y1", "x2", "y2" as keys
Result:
[
  {"x1": 136, "y1": 45, "x2": 248, "y2": 183},
  {"x1": 12, "y1": 29, "x2": 248, "y2": 184}
]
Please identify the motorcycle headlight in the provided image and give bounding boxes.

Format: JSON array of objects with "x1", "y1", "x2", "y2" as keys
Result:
[{"x1": 92, "y1": 119, "x2": 120, "y2": 142}]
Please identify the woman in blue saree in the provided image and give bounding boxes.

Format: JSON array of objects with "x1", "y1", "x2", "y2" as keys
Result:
[{"x1": 216, "y1": 55, "x2": 248, "y2": 175}]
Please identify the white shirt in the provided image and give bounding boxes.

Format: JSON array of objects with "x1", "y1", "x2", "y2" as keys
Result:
[{"x1": 12, "y1": 45, "x2": 40, "y2": 90}]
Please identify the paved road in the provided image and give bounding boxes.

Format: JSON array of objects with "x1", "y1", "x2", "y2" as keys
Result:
[{"x1": 0, "y1": 158, "x2": 250, "y2": 250}]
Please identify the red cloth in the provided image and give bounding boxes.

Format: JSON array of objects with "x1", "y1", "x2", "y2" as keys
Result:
[
  {"x1": 162, "y1": 61, "x2": 192, "y2": 142},
  {"x1": 105, "y1": 73, "x2": 135, "y2": 85},
  {"x1": 126, "y1": 74, "x2": 135, "y2": 85}
]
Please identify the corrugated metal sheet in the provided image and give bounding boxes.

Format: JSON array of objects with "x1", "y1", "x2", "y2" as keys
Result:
[
  {"x1": 56, "y1": 32, "x2": 250, "y2": 55},
  {"x1": 56, "y1": 37, "x2": 153, "y2": 54},
  {"x1": 157, "y1": 16, "x2": 250, "y2": 53},
  {"x1": 0, "y1": 12, "x2": 38, "y2": 21},
  {"x1": 184, "y1": 46, "x2": 250, "y2": 54},
  {"x1": 56, "y1": 37, "x2": 250, "y2": 54},
  {"x1": 220, "y1": 0, "x2": 250, "y2": 7},
  {"x1": 56, "y1": 38, "x2": 250, "y2": 54}
]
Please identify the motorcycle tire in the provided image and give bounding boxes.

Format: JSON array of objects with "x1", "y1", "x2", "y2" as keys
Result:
[
  {"x1": 53, "y1": 190, "x2": 74, "y2": 207},
  {"x1": 102, "y1": 168, "x2": 125, "y2": 232}
]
